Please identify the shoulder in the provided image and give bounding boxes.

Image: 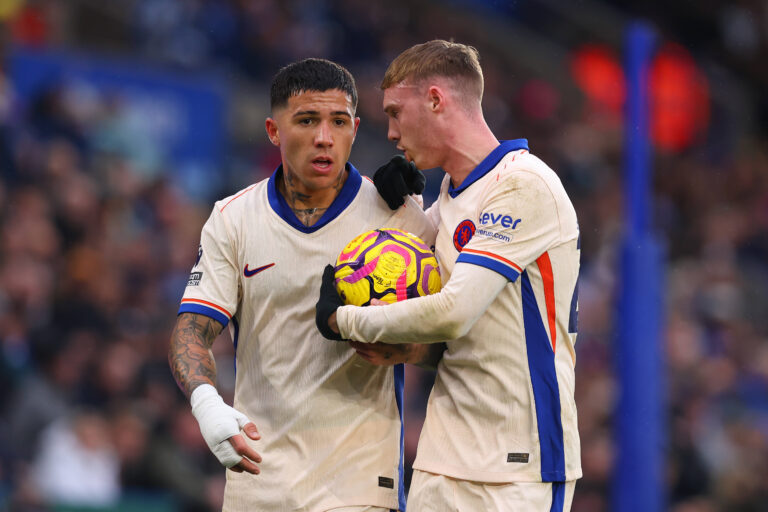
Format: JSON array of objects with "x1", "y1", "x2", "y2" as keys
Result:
[
  {"x1": 358, "y1": 175, "x2": 396, "y2": 213},
  {"x1": 358, "y1": 176, "x2": 429, "y2": 216},
  {"x1": 491, "y1": 152, "x2": 578, "y2": 236},
  {"x1": 213, "y1": 179, "x2": 269, "y2": 216},
  {"x1": 493, "y1": 151, "x2": 567, "y2": 199},
  {"x1": 480, "y1": 151, "x2": 576, "y2": 222}
]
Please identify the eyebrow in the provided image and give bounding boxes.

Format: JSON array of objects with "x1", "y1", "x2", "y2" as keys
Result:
[{"x1": 292, "y1": 110, "x2": 352, "y2": 118}]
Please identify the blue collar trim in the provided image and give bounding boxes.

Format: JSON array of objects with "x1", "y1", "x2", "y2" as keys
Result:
[
  {"x1": 267, "y1": 163, "x2": 362, "y2": 233},
  {"x1": 448, "y1": 139, "x2": 529, "y2": 198}
]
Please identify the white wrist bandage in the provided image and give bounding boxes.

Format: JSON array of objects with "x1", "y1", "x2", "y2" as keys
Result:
[{"x1": 190, "y1": 384, "x2": 251, "y2": 468}]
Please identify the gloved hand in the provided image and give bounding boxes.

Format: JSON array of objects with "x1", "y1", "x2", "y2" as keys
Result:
[
  {"x1": 190, "y1": 384, "x2": 261, "y2": 472},
  {"x1": 373, "y1": 155, "x2": 426, "y2": 210},
  {"x1": 316, "y1": 264, "x2": 346, "y2": 341}
]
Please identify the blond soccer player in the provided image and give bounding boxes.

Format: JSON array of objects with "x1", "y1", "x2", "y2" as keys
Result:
[{"x1": 317, "y1": 41, "x2": 582, "y2": 511}]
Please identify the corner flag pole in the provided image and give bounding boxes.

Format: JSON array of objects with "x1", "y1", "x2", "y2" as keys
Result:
[{"x1": 614, "y1": 22, "x2": 665, "y2": 512}]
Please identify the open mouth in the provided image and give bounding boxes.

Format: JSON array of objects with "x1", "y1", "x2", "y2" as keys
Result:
[{"x1": 312, "y1": 156, "x2": 333, "y2": 170}]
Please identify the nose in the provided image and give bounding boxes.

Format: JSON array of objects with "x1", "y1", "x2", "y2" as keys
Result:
[
  {"x1": 315, "y1": 120, "x2": 333, "y2": 147},
  {"x1": 387, "y1": 119, "x2": 400, "y2": 143}
]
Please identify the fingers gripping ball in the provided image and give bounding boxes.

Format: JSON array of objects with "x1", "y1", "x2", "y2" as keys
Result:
[{"x1": 334, "y1": 229, "x2": 441, "y2": 306}]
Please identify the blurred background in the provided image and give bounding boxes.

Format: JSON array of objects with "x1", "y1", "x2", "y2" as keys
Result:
[{"x1": 1, "y1": 0, "x2": 767, "y2": 511}]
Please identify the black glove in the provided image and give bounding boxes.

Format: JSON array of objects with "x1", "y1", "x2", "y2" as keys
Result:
[
  {"x1": 373, "y1": 155, "x2": 426, "y2": 210},
  {"x1": 316, "y1": 265, "x2": 346, "y2": 341}
]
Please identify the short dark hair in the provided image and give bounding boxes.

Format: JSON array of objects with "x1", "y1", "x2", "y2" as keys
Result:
[{"x1": 270, "y1": 58, "x2": 358, "y2": 112}]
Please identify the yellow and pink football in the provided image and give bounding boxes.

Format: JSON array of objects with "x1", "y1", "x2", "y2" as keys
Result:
[{"x1": 334, "y1": 229, "x2": 441, "y2": 306}]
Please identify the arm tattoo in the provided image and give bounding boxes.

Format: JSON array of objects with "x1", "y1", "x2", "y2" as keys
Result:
[{"x1": 169, "y1": 313, "x2": 223, "y2": 398}]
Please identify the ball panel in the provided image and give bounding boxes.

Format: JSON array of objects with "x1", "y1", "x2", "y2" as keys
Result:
[{"x1": 337, "y1": 231, "x2": 380, "y2": 265}]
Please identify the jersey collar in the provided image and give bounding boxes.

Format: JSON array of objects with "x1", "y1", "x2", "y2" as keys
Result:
[
  {"x1": 448, "y1": 139, "x2": 529, "y2": 198},
  {"x1": 267, "y1": 162, "x2": 362, "y2": 233}
]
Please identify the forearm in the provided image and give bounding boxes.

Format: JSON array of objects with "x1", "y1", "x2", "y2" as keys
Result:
[
  {"x1": 169, "y1": 313, "x2": 223, "y2": 399},
  {"x1": 338, "y1": 293, "x2": 455, "y2": 344},
  {"x1": 169, "y1": 313, "x2": 261, "y2": 473},
  {"x1": 337, "y1": 263, "x2": 508, "y2": 344},
  {"x1": 350, "y1": 340, "x2": 446, "y2": 368}
]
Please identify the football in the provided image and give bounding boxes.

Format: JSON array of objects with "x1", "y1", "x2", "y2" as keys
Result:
[{"x1": 334, "y1": 229, "x2": 441, "y2": 306}]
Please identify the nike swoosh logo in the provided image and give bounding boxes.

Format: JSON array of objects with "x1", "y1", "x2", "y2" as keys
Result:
[{"x1": 243, "y1": 263, "x2": 275, "y2": 277}]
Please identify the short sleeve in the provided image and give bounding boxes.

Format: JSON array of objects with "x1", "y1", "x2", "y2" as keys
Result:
[
  {"x1": 456, "y1": 171, "x2": 563, "y2": 282},
  {"x1": 178, "y1": 206, "x2": 239, "y2": 326}
]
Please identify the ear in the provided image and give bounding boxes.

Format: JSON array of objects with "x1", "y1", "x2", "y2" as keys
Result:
[
  {"x1": 265, "y1": 118, "x2": 280, "y2": 146},
  {"x1": 427, "y1": 85, "x2": 446, "y2": 113},
  {"x1": 352, "y1": 117, "x2": 360, "y2": 142}
]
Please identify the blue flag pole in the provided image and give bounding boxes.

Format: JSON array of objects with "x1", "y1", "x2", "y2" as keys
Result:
[{"x1": 614, "y1": 22, "x2": 665, "y2": 512}]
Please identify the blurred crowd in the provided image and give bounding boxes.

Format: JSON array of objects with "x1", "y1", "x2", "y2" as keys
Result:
[{"x1": 1, "y1": 1, "x2": 768, "y2": 511}]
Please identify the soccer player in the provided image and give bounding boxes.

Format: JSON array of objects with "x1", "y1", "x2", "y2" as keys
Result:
[
  {"x1": 168, "y1": 58, "x2": 438, "y2": 511},
  {"x1": 316, "y1": 40, "x2": 582, "y2": 511}
]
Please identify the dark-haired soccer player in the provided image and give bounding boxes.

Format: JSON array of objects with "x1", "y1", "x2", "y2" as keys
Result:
[{"x1": 168, "y1": 58, "x2": 436, "y2": 511}]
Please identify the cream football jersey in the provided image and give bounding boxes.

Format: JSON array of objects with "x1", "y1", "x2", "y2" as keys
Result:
[
  {"x1": 178, "y1": 164, "x2": 435, "y2": 511},
  {"x1": 339, "y1": 140, "x2": 582, "y2": 483}
]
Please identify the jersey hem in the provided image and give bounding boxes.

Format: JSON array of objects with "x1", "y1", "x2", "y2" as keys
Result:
[
  {"x1": 412, "y1": 462, "x2": 582, "y2": 484},
  {"x1": 222, "y1": 494, "x2": 400, "y2": 512}
]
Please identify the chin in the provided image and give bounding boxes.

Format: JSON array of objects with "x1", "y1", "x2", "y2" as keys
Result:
[
  {"x1": 316, "y1": 171, "x2": 344, "y2": 187},
  {"x1": 408, "y1": 155, "x2": 428, "y2": 170}
]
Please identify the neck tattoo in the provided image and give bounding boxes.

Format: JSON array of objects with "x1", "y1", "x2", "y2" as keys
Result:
[
  {"x1": 291, "y1": 206, "x2": 327, "y2": 227},
  {"x1": 280, "y1": 166, "x2": 345, "y2": 227}
]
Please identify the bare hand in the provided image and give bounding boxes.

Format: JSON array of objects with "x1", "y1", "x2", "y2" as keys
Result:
[
  {"x1": 227, "y1": 422, "x2": 262, "y2": 474},
  {"x1": 350, "y1": 340, "x2": 412, "y2": 365},
  {"x1": 351, "y1": 298, "x2": 420, "y2": 365}
]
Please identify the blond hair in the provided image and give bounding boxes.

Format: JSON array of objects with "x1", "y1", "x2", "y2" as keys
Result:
[{"x1": 381, "y1": 40, "x2": 484, "y2": 103}]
